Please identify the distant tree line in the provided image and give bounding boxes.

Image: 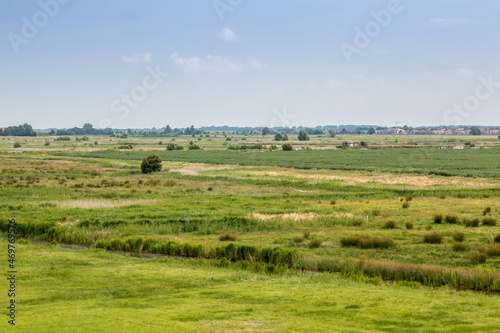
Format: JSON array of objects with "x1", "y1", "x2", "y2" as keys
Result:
[
  {"x1": 50, "y1": 123, "x2": 113, "y2": 136},
  {"x1": 0, "y1": 123, "x2": 36, "y2": 136}
]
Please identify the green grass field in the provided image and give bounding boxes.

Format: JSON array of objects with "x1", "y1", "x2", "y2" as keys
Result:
[
  {"x1": 0, "y1": 134, "x2": 499, "y2": 331},
  {"x1": 4, "y1": 239, "x2": 500, "y2": 332},
  {"x1": 61, "y1": 146, "x2": 500, "y2": 178}
]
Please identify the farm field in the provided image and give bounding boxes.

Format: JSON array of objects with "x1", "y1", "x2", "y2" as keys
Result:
[{"x1": 1, "y1": 134, "x2": 499, "y2": 331}]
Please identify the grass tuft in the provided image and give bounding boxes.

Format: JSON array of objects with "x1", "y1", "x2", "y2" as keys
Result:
[
  {"x1": 219, "y1": 234, "x2": 237, "y2": 242},
  {"x1": 423, "y1": 233, "x2": 442, "y2": 244}
]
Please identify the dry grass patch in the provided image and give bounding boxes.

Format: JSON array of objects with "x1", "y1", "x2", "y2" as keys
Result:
[
  {"x1": 251, "y1": 212, "x2": 317, "y2": 222},
  {"x1": 56, "y1": 199, "x2": 159, "y2": 209}
]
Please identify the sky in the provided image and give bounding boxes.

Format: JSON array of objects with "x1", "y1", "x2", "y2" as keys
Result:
[{"x1": 1, "y1": 0, "x2": 500, "y2": 129}]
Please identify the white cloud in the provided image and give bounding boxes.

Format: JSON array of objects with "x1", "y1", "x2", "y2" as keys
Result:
[
  {"x1": 120, "y1": 52, "x2": 152, "y2": 63},
  {"x1": 170, "y1": 53, "x2": 262, "y2": 73},
  {"x1": 326, "y1": 79, "x2": 342, "y2": 90},
  {"x1": 218, "y1": 27, "x2": 239, "y2": 43},
  {"x1": 428, "y1": 18, "x2": 473, "y2": 28}
]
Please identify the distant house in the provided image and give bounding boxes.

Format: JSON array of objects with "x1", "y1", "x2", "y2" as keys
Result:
[
  {"x1": 439, "y1": 146, "x2": 447, "y2": 149},
  {"x1": 453, "y1": 146, "x2": 464, "y2": 149},
  {"x1": 0, "y1": 127, "x2": 6, "y2": 132},
  {"x1": 343, "y1": 141, "x2": 359, "y2": 147}
]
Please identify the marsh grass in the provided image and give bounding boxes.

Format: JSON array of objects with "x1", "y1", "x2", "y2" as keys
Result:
[
  {"x1": 452, "y1": 232, "x2": 466, "y2": 242},
  {"x1": 482, "y1": 217, "x2": 497, "y2": 226},
  {"x1": 452, "y1": 242, "x2": 469, "y2": 252},
  {"x1": 219, "y1": 233, "x2": 237, "y2": 241}
]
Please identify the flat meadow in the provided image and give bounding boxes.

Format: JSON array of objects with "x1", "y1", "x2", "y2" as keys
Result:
[{"x1": 0, "y1": 133, "x2": 499, "y2": 331}]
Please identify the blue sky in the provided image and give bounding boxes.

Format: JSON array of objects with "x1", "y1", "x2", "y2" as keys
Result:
[{"x1": 1, "y1": 0, "x2": 500, "y2": 129}]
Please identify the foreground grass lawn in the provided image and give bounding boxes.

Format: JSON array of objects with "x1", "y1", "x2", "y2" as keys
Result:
[{"x1": 4, "y1": 239, "x2": 499, "y2": 332}]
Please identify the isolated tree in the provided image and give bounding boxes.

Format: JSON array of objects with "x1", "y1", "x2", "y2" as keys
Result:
[
  {"x1": 141, "y1": 154, "x2": 162, "y2": 174},
  {"x1": 283, "y1": 134, "x2": 289, "y2": 141},
  {"x1": 164, "y1": 125, "x2": 172, "y2": 134},
  {"x1": 329, "y1": 130, "x2": 336, "y2": 138},
  {"x1": 368, "y1": 127, "x2": 375, "y2": 135},
  {"x1": 298, "y1": 130, "x2": 309, "y2": 141},
  {"x1": 262, "y1": 127, "x2": 270, "y2": 136},
  {"x1": 274, "y1": 133, "x2": 283, "y2": 141},
  {"x1": 470, "y1": 127, "x2": 482, "y2": 135},
  {"x1": 282, "y1": 143, "x2": 293, "y2": 151}
]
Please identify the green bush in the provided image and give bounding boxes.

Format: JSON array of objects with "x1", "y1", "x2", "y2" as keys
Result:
[
  {"x1": 351, "y1": 219, "x2": 363, "y2": 227},
  {"x1": 308, "y1": 239, "x2": 322, "y2": 249},
  {"x1": 402, "y1": 202, "x2": 410, "y2": 209},
  {"x1": 405, "y1": 222, "x2": 414, "y2": 230},
  {"x1": 482, "y1": 217, "x2": 497, "y2": 226},
  {"x1": 340, "y1": 236, "x2": 395, "y2": 249},
  {"x1": 282, "y1": 143, "x2": 293, "y2": 151},
  {"x1": 433, "y1": 214, "x2": 443, "y2": 224},
  {"x1": 452, "y1": 232, "x2": 466, "y2": 242},
  {"x1": 494, "y1": 234, "x2": 500, "y2": 243},
  {"x1": 13, "y1": 141, "x2": 21, "y2": 148},
  {"x1": 486, "y1": 245, "x2": 500, "y2": 257},
  {"x1": 219, "y1": 234, "x2": 237, "y2": 241},
  {"x1": 382, "y1": 220, "x2": 396, "y2": 229},
  {"x1": 470, "y1": 252, "x2": 487, "y2": 264},
  {"x1": 464, "y1": 218, "x2": 480, "y2": 227},
  {"x1": 444, "y1": 215, "x2": 459, "y2": 224},
  {"x1": 140, "y1": 154, "x2": 162, "y2": 174},
  {"x1": 423, "y1": 233, "x2": 442, "y2": 244}
]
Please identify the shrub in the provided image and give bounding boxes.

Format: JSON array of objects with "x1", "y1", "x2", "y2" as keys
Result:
[
  {"x1": 351, "y1": 219, "x2": 363, "y2": 227},
  {"x1": 425, "y1": 225, "x2": 433, "y2": 230},
  {"x1": 292, "y1": 236, "x2": 303, "y2": 243},
  {"x1": 483, "y1": 207, "x2": 491, "y2": 215},
  {"x1": 13, "y1": 141, "x2": 21, "y2": 148},
  {"x1": 494, "y1": 234, "x2": 500, "y2": 243},
  {"x1": 486, "y1": 245, "x2": 500, "y2": 257},
  {"x1": 444, "y1": 215, "x2": 459, "y2": 224},
  {"x1": 188, "y1": 144, "x2": 201, "y2": 150},
  {"x1": 402, "y1": 202, "x2": 410, "y2": 209},
  {"x1": 482, "y1": 218, "x2": 497, "y2": 226},
  {"x1": 470, "y1": 253, "x2": 487, "y2": 264},
  {"x1": 405, "y1": 222, "x2": 414, "y2": 230},
  {"x1": 371, "y1": 209, "x2": 381, "y2": 216},
  {"x1": 452, "y1": 242, "x2": 469, "y2": 252},
  {"x1": 302, "y1": 231, "x2": 310, "y2": 239},
  {"x1": 219, "y1": 234, "x2": 237, "y2": 242},
  {"x1": 423, "y1": 233, "x2": 442, "y2": 244},
  {"x1": 282, "y1": 143, "x2": 293, "y2": 151},
  {"x1": 452, "y1": 232, "x2": 466, "y2": 242},
  {"x1": 330, "y1": 200, "x2": 336, "y2": 205},
  {"x1": 340, "y1": 236, "x2": 395, "y2": 249},
  {"x1": 405, "y1": 195, "x2": 413, "y2": 202},
  {"x1": 140, "y1": 154, "x2": 162, "y2": 174},
  {"x1": 464, "y1": 218, "x2": 480, "y2": 227},
  {"x1": 308, "y1": 239, "x2": 322, "y2": 249},
  {"x1": 382, "y1": 220, "x2": 396, "y2": 229},
  {"x1": 49, "y1": 240, "x2": 58, "y2": 247},
  {"x1": 433, "y1": 214, "x2": 443, "y2": 224}
]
